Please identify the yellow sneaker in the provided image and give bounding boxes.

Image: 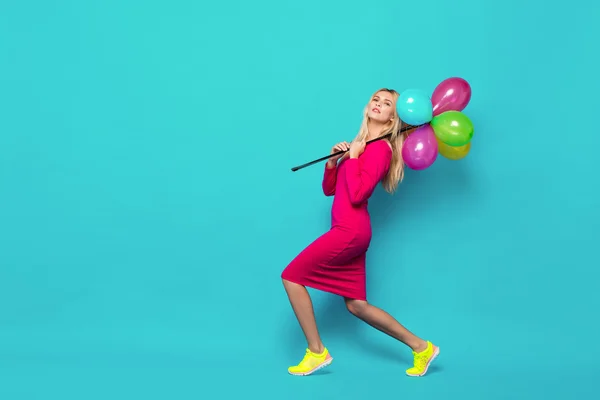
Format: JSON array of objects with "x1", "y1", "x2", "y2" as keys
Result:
[
  {"x1": 406, "y1": 341, "x2": 439, "y2": 377},
  {"x1": 288, "y1": 348, "x2": 333, "y2": 376}
]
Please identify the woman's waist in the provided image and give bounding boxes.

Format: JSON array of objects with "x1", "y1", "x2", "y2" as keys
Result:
[{"x1": 330, "y1": 211, "x2": 371, "y2": 230}]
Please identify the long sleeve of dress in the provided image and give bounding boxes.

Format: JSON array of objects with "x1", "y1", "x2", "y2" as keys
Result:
[
  {"x1": 322, "y1": 164, "x2": 337, "y2": 196},
  {"x1": 344, "y1": 144, "x2": 392, "y2": 205}
]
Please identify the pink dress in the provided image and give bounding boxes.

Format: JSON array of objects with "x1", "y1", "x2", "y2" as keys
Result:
[{"x1": 281, "y1": 140, "x2": 392, "y2": 300}]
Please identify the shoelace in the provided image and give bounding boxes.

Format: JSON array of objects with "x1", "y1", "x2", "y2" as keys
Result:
[
  {"x1": 300, "y1": 349, "x2": 313, "y2": 364},
  {"x1": 413, "y1": 352, "x2": 428, "y2": 368}
]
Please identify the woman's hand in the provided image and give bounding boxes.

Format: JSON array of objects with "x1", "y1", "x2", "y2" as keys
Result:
[
  {"x1": 327, "y1": 141, "x2": 350, "y2": 168},
  {"x1": 349, "y1": 139, "x2": 366, "y2": 159}
]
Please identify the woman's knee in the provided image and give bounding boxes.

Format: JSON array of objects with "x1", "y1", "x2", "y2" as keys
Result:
[
  {"x1": 282, "y1": 278, "x2": 303, "y2": 291},
  {"x1": 345, "y1": 299, "x2": 368, "y2": 317}
]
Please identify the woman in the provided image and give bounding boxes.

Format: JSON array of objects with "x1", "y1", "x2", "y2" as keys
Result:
[{"x1": 281, "y1": 88, "x2": 439, "y2": 377}]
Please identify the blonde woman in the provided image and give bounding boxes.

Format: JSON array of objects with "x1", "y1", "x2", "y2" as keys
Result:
[{"x1": 281, "y1": 89, "x2": 439, "y2": 377}]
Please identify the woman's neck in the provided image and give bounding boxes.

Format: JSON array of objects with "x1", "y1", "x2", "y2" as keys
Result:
[{"x1": 366, "y1": 120, "x2": 386, "y2": 140}]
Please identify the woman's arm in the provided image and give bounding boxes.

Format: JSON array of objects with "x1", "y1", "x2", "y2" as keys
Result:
[
  {"x1": 322, "y1": 161, "x2": 337, "y2": 196},
  {"x1": 322, "y1": 142, "x2": 349, "y2": 197},
  {"x1": 344, "y1": 143, "x2": 392, "y2": 205}
]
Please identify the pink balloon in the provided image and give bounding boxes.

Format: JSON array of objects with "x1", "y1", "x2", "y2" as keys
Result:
[
  {"x1": 402, "y1": 125, "x2": 438, "y2": 170},
  {"x1": 431, "y1": 77, "x2": 471, "y2": 116}
]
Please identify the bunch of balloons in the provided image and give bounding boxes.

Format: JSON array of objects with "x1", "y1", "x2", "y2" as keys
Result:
[{"x1": 396, "y1": 77, "x2": 474, "y2": 170}]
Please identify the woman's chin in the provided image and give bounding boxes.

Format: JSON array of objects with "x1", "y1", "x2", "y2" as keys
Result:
[{"x1": 368, "y1": 113, "x2": 386, "y2": 123}]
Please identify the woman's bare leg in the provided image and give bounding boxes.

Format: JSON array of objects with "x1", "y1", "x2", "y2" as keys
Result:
[
  {"x1": 283, "y1": 279, "x2": 325, "y2": 353},
  {"x1": 345, "y1": 298, "x2": 427, "y2": 352}
]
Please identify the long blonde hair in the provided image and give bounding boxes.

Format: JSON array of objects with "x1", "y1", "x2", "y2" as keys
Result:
[{"x1": 351, "y1": 88, "x2": 406, "y2": 194}]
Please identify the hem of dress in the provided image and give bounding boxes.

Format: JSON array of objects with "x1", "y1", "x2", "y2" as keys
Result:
[{"x1": 281, "y1": 273, "x2": 366, "y2": 301}]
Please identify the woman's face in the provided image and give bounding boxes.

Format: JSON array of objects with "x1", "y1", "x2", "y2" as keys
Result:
[{"x1": 366, "y1": 91, "x2": 395, "y2": 123}]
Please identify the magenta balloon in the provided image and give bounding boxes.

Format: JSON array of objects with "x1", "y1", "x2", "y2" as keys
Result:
[
  {"x1": 401, "y1": 125, "x2": 438, "y2": 170},
  {"x1": 431, "y1": 77, "x2": 472, "y2": 116}
]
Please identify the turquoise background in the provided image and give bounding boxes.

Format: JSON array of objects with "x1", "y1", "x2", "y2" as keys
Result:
[{"x1": 1, "y1": 1, "x2": 598, "y2": 398}]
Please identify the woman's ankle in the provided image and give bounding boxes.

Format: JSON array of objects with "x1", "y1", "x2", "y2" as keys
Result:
[
  {"x1": 411, "y1": 339, "x2": 428, "y2": 353},
  {"x1": 308, "y1": 343, "x2": 325, "y2": 354}
]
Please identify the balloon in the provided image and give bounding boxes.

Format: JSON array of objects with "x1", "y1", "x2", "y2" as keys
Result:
[
  {"x1": 430, "y1": 110, "x2": 474, "y2": 147},
  {"x1": 431, "y1": 77, "x2": 472, "y2": 116},
  {"x1": 401, "y1": 124, "x2": 438, "y2": 170},
  {"x1": 437, "y1": 139, "x2": 471, "y2": 160},
  {"x1": 397, "y1": 89, "x2": 433, "y2": 126}
]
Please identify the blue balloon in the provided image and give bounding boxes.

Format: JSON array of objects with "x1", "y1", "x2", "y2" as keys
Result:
[{"x1": 397, "y1": 89, "x2": 433, "y2": 125}]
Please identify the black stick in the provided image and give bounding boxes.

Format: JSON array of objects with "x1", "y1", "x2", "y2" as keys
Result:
[{"x1": 290, "y1": 124, "x2": 420, "y2": 172}]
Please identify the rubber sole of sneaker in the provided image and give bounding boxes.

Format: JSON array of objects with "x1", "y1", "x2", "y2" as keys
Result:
[
  {"x1": 406, "y1": 347, "x2": 440, "y2": 377},
  {"x1": 288, "y1": 357, "x2": 333, "y2": 376}
]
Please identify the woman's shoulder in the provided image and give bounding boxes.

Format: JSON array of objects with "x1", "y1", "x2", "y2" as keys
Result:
[
  {"x1": 367, "y1": 139, "x2": 392, "y2": 153},
  {"x1": 382, "y1": 139, "x2": 392, "y2": 152}
]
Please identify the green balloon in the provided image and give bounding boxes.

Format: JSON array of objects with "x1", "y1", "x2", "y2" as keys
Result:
[{"x1": 430, "y1": 111, "x2": 474, "y2": 147}]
